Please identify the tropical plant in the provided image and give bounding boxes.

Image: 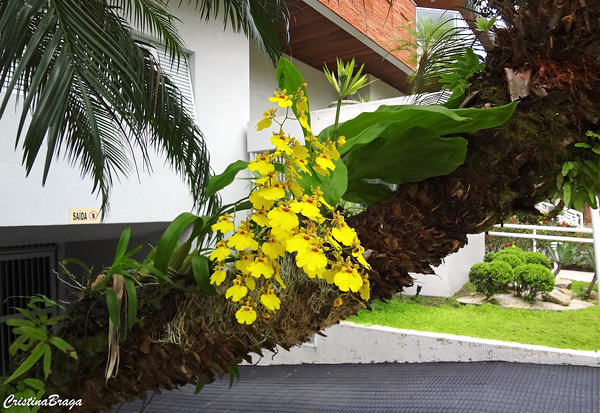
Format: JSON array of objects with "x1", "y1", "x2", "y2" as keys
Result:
[
  {"x1": 545, "y1": 242, "x2": 579, "y2": 276},
  {"x1": 389, "y1": 16, "x2": 486, "y2": 94},
  {"x1": 0, "y1": 0, "x2": 289, "y2": 215}
]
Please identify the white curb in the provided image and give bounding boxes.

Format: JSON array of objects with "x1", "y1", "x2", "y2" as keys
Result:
[{"x1": 249, "y1": 322, "x2": 599, "y2": 367}]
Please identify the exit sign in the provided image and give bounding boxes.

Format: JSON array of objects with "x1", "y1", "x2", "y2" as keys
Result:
[{"x1": 69, "y1": 208, "x2": 101, "y2": 224}]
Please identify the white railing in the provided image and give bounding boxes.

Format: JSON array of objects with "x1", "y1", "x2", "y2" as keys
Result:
[
  {"x1": 535, "y1": 201, "x2": 584, "y2": 227},
  {"x1": 487, "y1": 223, "x2": 593, "y2": 252}
]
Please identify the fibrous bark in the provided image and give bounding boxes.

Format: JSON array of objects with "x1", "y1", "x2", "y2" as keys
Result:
[{"x1": 353, "y1": 0, "x2": 600, "y2": 300}]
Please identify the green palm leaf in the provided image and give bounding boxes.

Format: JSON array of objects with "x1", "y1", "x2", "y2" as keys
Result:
[
  {"x1": 191, "y1": 0, "x2": 289, "y2": 65},
  {"x1": 0, "y1": 0, "x2": 217, "y2": 215}
]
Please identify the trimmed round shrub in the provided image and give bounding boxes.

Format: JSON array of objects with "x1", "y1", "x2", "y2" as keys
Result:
[
  {"x1": 469, "y1": 261, "x2": 513, "y2": 299},
  {"x1": 493, "y1": 253, "x2": 524, "y2": 269},
  {"x1": 523, "y1": 252, "x2": 552, "y2": 269},
  {"x1": 484, "y1": 252, "x2": 496, "y2": 262},
  {"x1": 513, "y1": 264, "x2": 555, "y2": 302},
  {"x1": 495, "y1": 246, "x2": 525, "y2": 256}
]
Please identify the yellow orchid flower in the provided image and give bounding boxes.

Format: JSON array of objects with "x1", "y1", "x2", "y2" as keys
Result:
[
  {"x1": 209, "y1": 240, "x2": 231, "y2": 261},
  {"x1": 251, "y1": 209, "x2": 270, "y2": 226},
  {"x1": 290, "y1": 196, "x2": 323, "y2": 221},
  {"x1": 225, "y1": 278, "x2": 248, "y2": 302},
  {"x1": 243, "y1": 273, "x2": 256, "y2": 290},
  {"x1": 249, "y1": 191, "x2": 275, "y2": 210},
  {"x1": 235, "y1": 251, "x2": 254, "y2": 274},
  {"x1": 291, "y1": 141, "x2": 309, "y2": 160},
  {"x1": 267, "y1": 203, "x2": 299, "y2": 231},
  {"x1": 268, "y1": 90, "x2": 293, "y2": 108},
  {"x1": 256, "y1": 182, "x2": 286, "y2": 201},
  {"x1": 236, "y1": 304, "x2": 257, "y2": 324},
  {"x1": 296, "y1": 94, "x2": 308, "y2": 113},
  {"x1": 210, "y1": 268, "x2": 227, "y2": 286},
  {"x1": 315, "y1": 152, "x2": 336, "y2": 172},
  {"x1": 248, "y1": 152, "x2": 274, "y2": 175},
  {"x1": 333, "y1": 263, "x2": 363, "y2": 292},
  {"x1": 227, "y1": 228, "x2": 259, "y2": 251},
  {"x1": 261, "y1": 236, "x2": 285, "y2": 260},
  {"x1": 261, "y1": 288, "x2": 281, "y2": 311},
  {"x1": 359, "y1": 277, "x2": 370, "y2": 301},
  {"x1": 248, "y1": 254, "x2": 275, "y2": 278},
  {"x1": 298, "y1": 114, "x2": 311, "y2": 132},
  {"x1": 297, "y1": 246, "x2": 327, "y2": 274},
  {"x1": 211, "y1": 214, "x2": 234, "y2": 233},
  {"x1": 270, "y1": 131, "x2": 293, "y2": 155}
]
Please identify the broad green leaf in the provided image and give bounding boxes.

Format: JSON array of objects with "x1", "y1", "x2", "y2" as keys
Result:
[
  {"x1": 113, "y1": 227, "x2": 131, "y2": 266},
  {"x1": 575, "y1": 143, "x2": 591, "y2": 148},
  {"x1": 343, "y1": 180, "x2": 394, "y2": 205},
  {"x1": 22, "y1": 379, "x2": 44, "y2": 390},
  {"x1": 563, "y1": 182, "x2": 572, "y2": 206},
  {"x1": 9, "y1": 334, "x2": 29, "y2": 356},
  {"x1": 29, "y1": 294, "x2": 65, "y2": 311},
  {"x1": 226, "y1": 363, "x2": 240, "y2": 388},
  {"x1": 15, "y1": 308, "x2": 39, "y2": 325},
  {"x1": 61, "y1": 258, "x2": 92, "y2": 277},
  {"x1": 329, "y1": 102, "x2": 517, "y2": 156},
  {"x1": 154, "y1": 213, "x2": 200, "y2": 274},
  {"x1": 138, "y1": 264, "x2": 175, "y2": 286},
  {"x1": 6, "y1": 318, "x2": 36, "y2": 328},
  {"x1": 191, "y1": 255, "x2": 218, "y2": 295},
  {"x1": 106, "y1": 288, "x2": 120, "y2": 329},
  {"x1": 43, "y1": 343, "x2": 51, "y2": 378},
  {"x1": 194, "y1": 381, "x2": 205, "y2": 395},
  {"x1": 123, "y1": 277, "x2": 137, "y2": 330},
  {"x1": 3, "y1": 342, "x2": 45, "y2": 384},
  {"x1": 276, "y1": 57, "x2": 310, "y2": 130},
  {"x1": 345, "y1": 127, "x2": 467, "y2": 187},
  {"x1": 49, "y1": 336, "x2": 77, "y2": 359},
  {"x1": 296, "y1": 159, "x2": 348, "y2": 207},
  {"x1": 18, "y1": 326, "x2": 47, "y2": 342},
  {"x1": 205, "y1": 160, "x2": 249, "y2": 199}
]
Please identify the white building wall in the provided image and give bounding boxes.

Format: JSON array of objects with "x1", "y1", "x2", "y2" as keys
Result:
[
  {"x1": 404, "y1": 234, "x2": 485, "y2": 297},
  {"x1": 250, "y1": 48, "x2": 340, "y2": 121},
  {"x1": 0, "y1": 3, "x2": 250, "y2": 227}
]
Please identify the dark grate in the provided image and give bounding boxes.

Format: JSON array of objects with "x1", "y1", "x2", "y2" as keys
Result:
[{"x1": 0, "y1": 246, "x2": 57, "y2": 377}]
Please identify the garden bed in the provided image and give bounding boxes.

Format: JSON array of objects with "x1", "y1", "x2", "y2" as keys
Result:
[{"x1": 456, "y1": 292, "x2": 594, "y2": 311}]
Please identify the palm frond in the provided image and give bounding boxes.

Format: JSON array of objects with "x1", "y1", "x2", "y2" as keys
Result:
[
  {"x1": 0, "y1": 0, "x2": 218, "y2": 216},
  {"x1": 390, "y1": 17, "x2": 483, "y2": 94},
  {"x1": 191, "y1": 0, "x2": 290, "y2": 65},
  {"x1": 110, "y1": 0, "x2": 188, "y2": 63}
]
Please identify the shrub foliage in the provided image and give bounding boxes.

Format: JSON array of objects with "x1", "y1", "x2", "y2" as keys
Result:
[
  {"x1": 513, "y1": 264, "x2": 555, "y2": 302},
  {"x1": 469, "y1": 260, "x2": 513, "y2": 299}
]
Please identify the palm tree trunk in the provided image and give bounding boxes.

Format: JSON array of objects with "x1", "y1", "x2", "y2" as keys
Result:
[{"x1": 351, "y1": 0, "x2": 600, "y2": 300}]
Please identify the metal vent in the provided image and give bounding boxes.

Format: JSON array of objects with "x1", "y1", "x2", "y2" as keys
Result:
[{"x1": 0, "y1": 245, "x2": 57, "y2": 376}]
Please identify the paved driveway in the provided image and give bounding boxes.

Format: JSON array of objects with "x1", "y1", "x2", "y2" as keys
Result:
[{"x1": 118, "y1": 362, "x2": 599, "y2": 413}]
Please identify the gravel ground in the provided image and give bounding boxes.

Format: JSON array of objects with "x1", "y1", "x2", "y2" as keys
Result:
[{"x1": 456, "y1": 293, "x2": 596, "y2": 311}]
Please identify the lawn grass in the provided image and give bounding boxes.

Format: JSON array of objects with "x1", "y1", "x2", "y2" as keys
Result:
[
  {"x1": 570, "y1": 279, "x2": 598, "y2": 295},
  {"x1": 348, "y1": 295, "x2": 600, "y2": 351}
]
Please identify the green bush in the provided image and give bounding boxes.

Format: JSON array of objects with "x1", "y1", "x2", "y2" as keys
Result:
[
  {"x1": 522, "y1": 251, "x2": 552, "y2": 269},
  {"x1": 496, "y1": 246, "x2": 525, "y2": 256},
  {"x1": 484, "y1": 252, "x2": 496, "y2": 262},
  {"x1": 493, "y1": 253, "x2": 524, "y2": 269},
  {"x1": 513, "y1": 264, "x2": 555, "y2": 302},
  {"x1": 469, "y1": 261, "x2": 513, "y2": 299}
]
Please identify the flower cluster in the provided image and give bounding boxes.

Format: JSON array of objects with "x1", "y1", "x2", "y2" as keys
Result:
[{"x1": 210, "y1": 86, "x2": 370, "y2": 325}]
